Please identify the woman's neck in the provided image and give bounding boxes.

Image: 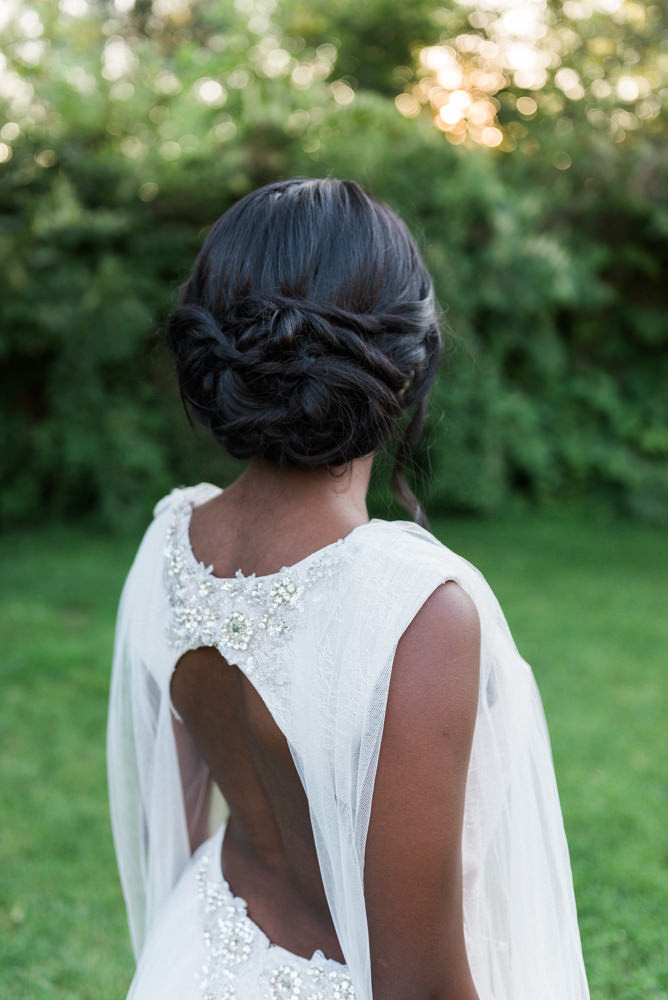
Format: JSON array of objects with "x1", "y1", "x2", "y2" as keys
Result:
[
  {"x1": 229, "y1": 455, "x2": 373, "y2": 530},
  {"x1": 187, "y1": 455, "x2": 373, "y2": 578},
  {"x1": 193, "y1": 455, "x2": 374, "y2": 568}
]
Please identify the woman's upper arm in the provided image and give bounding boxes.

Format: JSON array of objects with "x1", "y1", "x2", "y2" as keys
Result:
[{"x1": 364, "y1": 581, "x2": 481, "y2": 1000}]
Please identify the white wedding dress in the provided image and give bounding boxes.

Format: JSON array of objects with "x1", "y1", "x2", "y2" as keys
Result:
[{"x1": 108, "y1": 483, "x2": 590, "y2": 1000}]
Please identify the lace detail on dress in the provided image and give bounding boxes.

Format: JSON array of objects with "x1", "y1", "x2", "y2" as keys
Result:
[
  {"x1": 196, "y1": 837, "x2": 355, "y2": 1000},
  {"x1": 163, "y1": 495, "x2": 341, "y2": 692},
  {"x1": 265, "y1": 965, "x2": 355, "y2": 1000},
  {"x1": 197, "y1": 848, "x2": 253, "y2": 1000}
]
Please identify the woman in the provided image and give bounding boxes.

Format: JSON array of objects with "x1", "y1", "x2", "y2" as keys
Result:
[{"x1": 108, "y1": 178, "x2": 590, "y2": 1000}]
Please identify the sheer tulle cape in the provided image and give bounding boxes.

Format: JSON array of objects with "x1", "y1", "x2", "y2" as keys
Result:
[{"x1": 107, "y1": 484, "x2": 589, "y2": 999}]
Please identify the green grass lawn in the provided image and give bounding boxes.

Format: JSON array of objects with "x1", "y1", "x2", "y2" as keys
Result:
[{"x1": 1, "y1": 511, "x2": 666, "y2": 999}]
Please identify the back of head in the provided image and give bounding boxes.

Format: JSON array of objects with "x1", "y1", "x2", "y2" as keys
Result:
[{"x1": 166, "y1": 177, "x2": 441, "y2": 522}]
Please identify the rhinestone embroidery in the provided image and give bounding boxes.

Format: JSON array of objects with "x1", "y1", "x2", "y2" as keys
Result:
[
  {"x1": 221, "y1": 610, "x2": 254, "y2": 652},
  {"x1": 196, "y1": 839, "x2": 356, "y2": 1000},
  {"x1": 270, "y1": 966, "x2": 302, "y2": 999},
  {"x1": 163, "y1": 496, "x2": 341, "y2": 687},
  {"x1": 265, "y1": 959, "x2": 356, "y2": 999},
  {"x1": 197, "y1": 854, "x2": 252, "y2": 1000}
]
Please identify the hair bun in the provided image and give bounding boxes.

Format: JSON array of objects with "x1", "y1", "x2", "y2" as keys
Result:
[{"x1": 167, "y1": 292, "x2": 418, "y2": 466}]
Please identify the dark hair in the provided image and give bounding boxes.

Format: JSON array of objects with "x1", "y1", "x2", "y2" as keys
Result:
[{"x1": 166, "y1": 178, "x2": 441, "y2": 524}]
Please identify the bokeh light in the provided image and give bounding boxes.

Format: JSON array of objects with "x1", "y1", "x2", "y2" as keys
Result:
[{"x1": 398, "y1": 0, "x2": 664, "y2": 149}]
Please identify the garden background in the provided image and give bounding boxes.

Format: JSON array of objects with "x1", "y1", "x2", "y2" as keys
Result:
[{"x1": 0, "y1": 0, "x2": 666, "y2": 997}]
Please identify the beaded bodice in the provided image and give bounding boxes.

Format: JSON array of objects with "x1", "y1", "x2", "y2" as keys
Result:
[{"x1": 162, "y1": 492, "x2": 343, "y2": 700}]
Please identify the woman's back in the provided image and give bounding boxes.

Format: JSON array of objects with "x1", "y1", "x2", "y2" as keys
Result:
[{"x1": 170, "y1": 475, "x2": 369, "y2": 965}]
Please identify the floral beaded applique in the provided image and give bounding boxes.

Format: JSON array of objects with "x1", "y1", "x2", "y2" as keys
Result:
[
  {"x1": 266, "y1": 964, "x2": 356, "y2": 1000},
  {"x1": 196, "y1": 837, "x2": 355, "y2": 1000},
  {"x1": 197, "y1": 849, "x2": 253, "y2": 1000},
  {"x1": 163, "y1": 496, "x2": 341, "y2": 686}
]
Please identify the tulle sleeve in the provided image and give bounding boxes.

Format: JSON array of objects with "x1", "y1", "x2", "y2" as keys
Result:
[{"x1": 106, "y1": 491, "x2": 213, "y2": 958}]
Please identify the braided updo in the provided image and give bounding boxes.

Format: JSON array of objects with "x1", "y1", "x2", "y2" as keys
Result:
[{"x1": 166, "y1": 178, "x2": 442, "y2": 523}]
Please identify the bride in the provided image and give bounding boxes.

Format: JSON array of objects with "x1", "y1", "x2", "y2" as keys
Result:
[{"x1": 108, "y1": 177, "x2": 590, "y2": 999}]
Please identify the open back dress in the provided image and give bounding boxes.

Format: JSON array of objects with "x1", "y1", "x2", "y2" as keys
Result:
[{"x1": 108, "y1": 483, "x2": 590, "y2": 999}]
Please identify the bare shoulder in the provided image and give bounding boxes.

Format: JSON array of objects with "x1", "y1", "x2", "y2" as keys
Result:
[
  {"x1": 389, "y1": 581, "x2": 481, "y2": 730},
  {"x1": 402, "y1": 580, "x2": 480, "y2": 652}
]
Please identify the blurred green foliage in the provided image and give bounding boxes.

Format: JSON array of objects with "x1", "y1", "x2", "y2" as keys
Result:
[{"x1": 0, "y1": 0, "x2": 666, "y2": 526}]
